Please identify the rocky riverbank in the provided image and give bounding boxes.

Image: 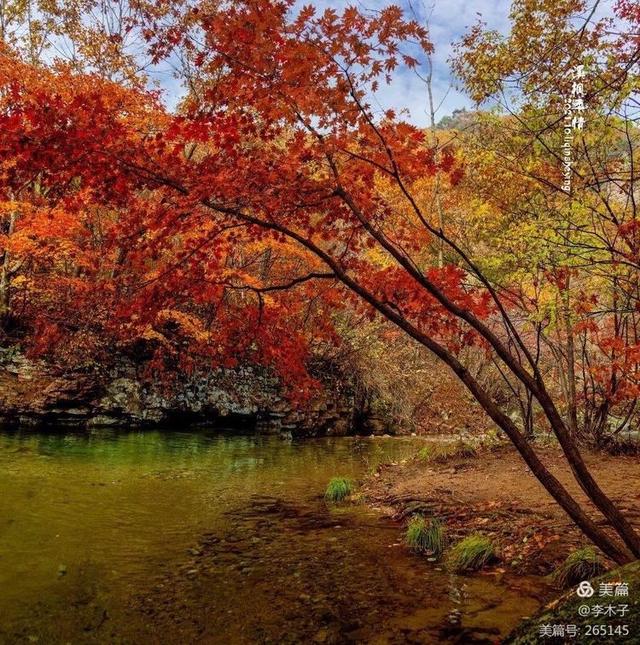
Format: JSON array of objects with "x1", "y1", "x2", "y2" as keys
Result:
[{"x1": 0, "y1": 348, "x2": 391, "y2": 436}]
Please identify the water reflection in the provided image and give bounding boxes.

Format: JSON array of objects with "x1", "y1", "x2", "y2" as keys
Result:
[{"x1": 0, "y1": 429, "x2": 548, "y2": 643}]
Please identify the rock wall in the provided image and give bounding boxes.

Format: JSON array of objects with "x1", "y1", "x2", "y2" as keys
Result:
[{"x1": 0, "y1": 348, "x2": 381, "y2": 436}]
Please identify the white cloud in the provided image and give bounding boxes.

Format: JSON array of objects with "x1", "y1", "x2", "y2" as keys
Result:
[
  {"x1": 158, "y1": 0, "x2": 618, "y2": 125},
  {"x1": 158, "y1": 0, "x2": 513, "y2": 122},
  {"x1": 291, "y1": 0, "x2": 513, "y2": 125}
]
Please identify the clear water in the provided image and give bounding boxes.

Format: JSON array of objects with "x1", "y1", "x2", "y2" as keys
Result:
[{"x1": 0, "y1": 429, "x2": 549, "y2": 644}]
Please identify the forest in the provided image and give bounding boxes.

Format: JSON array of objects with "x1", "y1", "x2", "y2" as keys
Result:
[{"x1": 0, "y1": 0, "x2": 639, "y2": 643}]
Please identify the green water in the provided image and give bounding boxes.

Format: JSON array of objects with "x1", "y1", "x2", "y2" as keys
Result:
[{"x1": 0, "y1": 429, "x2": 549, "y2": 644}]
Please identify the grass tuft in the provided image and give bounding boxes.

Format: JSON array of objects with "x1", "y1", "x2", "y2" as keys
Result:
[
  {"x1": 448, "y1": 534, "x2": 496, "y2": 572},
  {"x1": 417, "y1": 445, "x2": 435, "y2": 461},
  {"x1": 552, "y1": 547, "x2": 606, "y2": 589},
  {"x1": 416, "y1": 440, "x2": 477, "y2": 464},
  {"x1": 324, "y1": 477, "x2": 353, "y2": 502},
  {"x1": 405, "y1": 515, "x2": 446, "y2": 557},
  {"x1": 453, "y1": 438, "x2": 477, "y2": 459}
]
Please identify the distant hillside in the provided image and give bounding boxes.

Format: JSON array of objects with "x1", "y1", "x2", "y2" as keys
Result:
[{"x1": 436, "y1": 108, "x2": 482, "y2": 130}]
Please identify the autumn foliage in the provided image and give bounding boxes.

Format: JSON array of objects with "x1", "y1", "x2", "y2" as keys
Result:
[
  {"x1": 0, "y1": 1, "x2": 471, "y2": 390},
  {"x1": 1, "y1": 0, "x2": 640, "y2": 563}
]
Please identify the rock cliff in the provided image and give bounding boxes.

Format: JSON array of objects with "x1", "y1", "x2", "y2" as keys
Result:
[{"x1": 0, "y1": 348, "x2": 389, "y2": 436}]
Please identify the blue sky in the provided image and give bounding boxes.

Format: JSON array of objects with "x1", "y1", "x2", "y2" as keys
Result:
[
  {"x1": 300, "y1": 0, "x2": 616, "y2": 126},
  {"x1": 304, "y1": 0, "x2": 515, "y2": 126},
  {"x1": 155, "y1": 0, "x2": 614, "y2": 127},
  {"x1": 154, "y1": 0, "x2": 514, "y2": 124}
]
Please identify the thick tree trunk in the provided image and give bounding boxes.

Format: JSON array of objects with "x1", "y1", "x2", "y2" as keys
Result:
[
  {"x1": 373, "y1": 289, "x2": 634, "y2": 565},
  {"x1": 454, "y1": 362, "x2": 633, "y2": 565},
  {"x1": 530, "y1": 384, "x2": 640, "y2": 559}
]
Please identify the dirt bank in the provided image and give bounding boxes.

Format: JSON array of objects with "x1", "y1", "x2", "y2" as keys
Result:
[{"x1": 363, "y1": 444, "x2": 640, "y2": 575}]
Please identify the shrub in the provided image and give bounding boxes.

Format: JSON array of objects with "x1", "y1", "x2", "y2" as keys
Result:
[
  {"x1": 324, "y1": 477, "x2": 353, "y2": 502},
  {"x1": 552, "y1": 547, "x2": 606, "y2": 589},
  {"x1": 448, "y1": 534, "x2": 496, "y2": 572},
  {"x1": 602, "y1": 437, "x2": 640, "y2": 456},
  {"x1": 405, "y1": 515, "x2": 446, "y2": 557}
]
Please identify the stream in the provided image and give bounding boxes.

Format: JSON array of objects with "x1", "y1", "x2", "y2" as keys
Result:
[{"x1": 0, "y1": 429, "x2": 551, "y2": 643}]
